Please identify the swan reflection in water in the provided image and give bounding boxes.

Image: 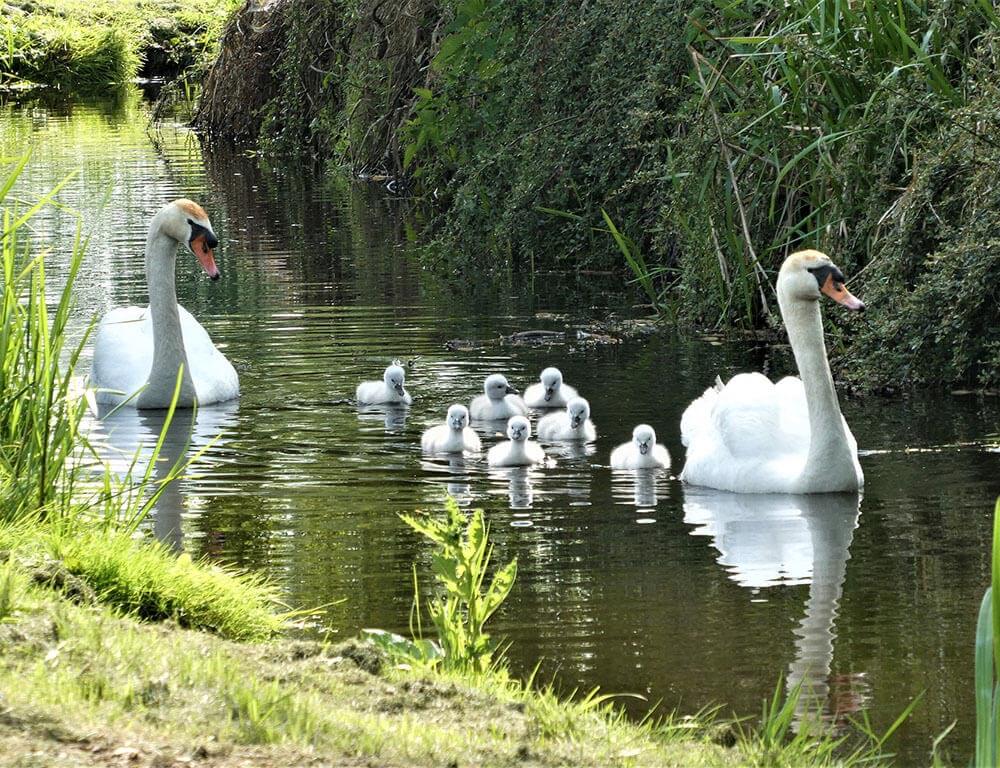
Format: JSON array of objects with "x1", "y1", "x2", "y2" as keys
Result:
[
  {"x1": 683, "y1": 488, "x2": 862, "y2": 729},
  {"x1": 90, "y1": 401, "x2": 239, "y2": 550},
  {"x1": 419, "y1": 455, "x2": 474, "y2": 507},
  {"x1": 487, "y1": 466, "x2": 540, "y2": 510},
  {"x1": 356, "y1": 403, "x2": 409, "y2": 433},
  {"x1": 611, "y1": 468, "x2": 671, "y2": 510}
]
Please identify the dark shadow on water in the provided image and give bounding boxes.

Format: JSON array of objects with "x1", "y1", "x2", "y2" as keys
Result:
[{"x1": 682, "y1": 488, "x2": 861, "y2": 730}]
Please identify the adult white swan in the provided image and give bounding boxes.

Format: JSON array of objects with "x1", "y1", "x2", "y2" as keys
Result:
[
  {"x1": 91, "y1": 200, "x2": 239, "y2": 409},
  {"x1": 680, "y1": 250, "x2": 865, "y2": 494}
]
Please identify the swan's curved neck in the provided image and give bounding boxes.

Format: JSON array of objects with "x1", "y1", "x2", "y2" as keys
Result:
[
  {"x1": 779, "y1": 290, "x2": 854, "y2": 489},
  {"x1": 136, "y1": 228, "x2": 196, "y2": 408}
]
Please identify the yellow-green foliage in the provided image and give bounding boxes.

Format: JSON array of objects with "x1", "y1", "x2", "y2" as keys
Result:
[{"x1": 0, "y1": 0, "x2": 238, "y2": 91}]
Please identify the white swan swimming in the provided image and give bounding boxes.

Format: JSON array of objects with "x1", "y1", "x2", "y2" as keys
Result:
[
  {"x1": 536, "y1": 397, "x2": 596, "y2": 442},
  {"x1": 610, "y1": 424, "x2": 671, "y2": 470},
  {"x1": 487, "y1": 415, "x2": 545, "y2": 467},
  {"x1": 421, "y1": 404, "x2": 481, "y2": 454},
  {"x1": 470, "y1": 374, "x2": 527, "y2": 421},
  {"x1": 524, "y1": 366, "x2": 578, "y2": 408},
  {"x1": 356, "y1": 363, "x2": 412, "y2": 405},
  {"x1": 91, "y1": 199, "x2": 239, "y2": 408},
  {"x1": 680, "y1": 250, "x2": 865, "y2": 494}
]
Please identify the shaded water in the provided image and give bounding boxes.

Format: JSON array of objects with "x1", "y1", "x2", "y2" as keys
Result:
[{"x1": 3, "y1": 92, "x2": 999, "y2": 764}]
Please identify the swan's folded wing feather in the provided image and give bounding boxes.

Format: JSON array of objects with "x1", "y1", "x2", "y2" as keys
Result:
[
  {"x1": 91, "y1": 307, "x2": 153, "y2": 404},
  {"x1": 178, "y1": 306, "x2": 240, "y2": 405},
  {"x1": 680, "y1": 383, "x2": 720, "y2": 448},
  {"x1": 712, "y1": 373, "x2": 784, "y2": 458}
]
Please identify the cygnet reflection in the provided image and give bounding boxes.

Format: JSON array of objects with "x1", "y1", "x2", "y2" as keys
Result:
[
  {"x1": 356, "y1": 402, "x2": 409, "y2": 433},
  {"x1": 90, "y1": 401, "x2": 239, "y2": 551},
  {"x1": 683, "y1": 488, "x2": 861, "y2": 731},
  {"x1": 488, "y1": 466, "x2": 538, "y2": 510},
  {"x1": 419, "y1": 454, "x2": 474, "y2": 507},
  {"x1": 611, "y1": 468, "x2": 670, "y2": 510}
]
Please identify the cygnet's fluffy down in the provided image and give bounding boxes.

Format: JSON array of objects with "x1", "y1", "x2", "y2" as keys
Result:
[
  {"x1": 523, "y1": 367, "x2": 578, "y2": 409},
  {"x1": 487, "y1": 416, "x2": 545, "y2": 467},
  {"x1": 470, "y1": 374, "x2": 527, "y2": 420},
  {"x1": 610, "y1": 424, "x2": 671, "y2": 469},
  {"x1": 536, "y1": 397, "x2": 596, "y2": 442},
  {"x1": 421, "y1": 404, "x2": 481, "y2": 454},
  {"x1": 356, "y1": 364, "x2": 412, "y2": 405}
]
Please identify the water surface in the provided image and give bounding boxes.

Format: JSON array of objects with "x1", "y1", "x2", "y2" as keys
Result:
[{"x1": 3, "y1": 91, "x2": 999, "y2": 764}]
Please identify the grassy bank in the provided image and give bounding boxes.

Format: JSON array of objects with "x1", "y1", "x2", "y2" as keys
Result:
[
  {"x1": 195, "y1": 0, "x2": 1000, "y2": 391},
  {"x1": 0, "y1": 0, "x2": 237, "y2": 92}
]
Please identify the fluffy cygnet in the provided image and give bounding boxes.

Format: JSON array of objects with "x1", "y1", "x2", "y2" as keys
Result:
[
  {"x1": 610, "y1": 424, "x2": 671, "y2": 469},
  {"x1": 536, "y1": 397, "x2": 596, "y2": 442},
  {"x1": 356, "y1": 363, "x2": 412, "y2": 405},
  {"x1": 470, "y1": 373, "x2": 527, "y2": 420},
  {"x1": 487, "y1": 416, "x2": 545, "y2": 467},
  {"x1": 523, "y1": 366, "x2": 578, "y2": 409},
  {"x1": 421, "y1": 404, "x2": 481, "y2": 454}
]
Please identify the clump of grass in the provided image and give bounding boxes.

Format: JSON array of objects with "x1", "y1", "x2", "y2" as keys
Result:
[{"x1": 49, "y1": 529, "x2": 287, "y2": 641}]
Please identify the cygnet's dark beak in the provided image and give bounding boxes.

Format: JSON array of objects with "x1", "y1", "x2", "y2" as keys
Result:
[
  {"x1": 571, "y1": 416, "x2": 581, "y2": 428},
  {"x1": 639, "y1": 443, "x2": 649, "y2": 455},
  {"x1": 394, "y1": 382, "x2": 405, "y2": 396},
  {"x1": 506, "y1": 385, "x2": 519, "y2": 395},
  {"x1": 544, "y1": 387, "x2": 554, "y2": 402}
]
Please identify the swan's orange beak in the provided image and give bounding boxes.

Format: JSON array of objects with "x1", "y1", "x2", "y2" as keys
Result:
[
  {"x1": 821, "y1": 273, "x2": 864, "y2": 312},
  {"x1": 190, "y1": 234, "x2": 220, "y2": 281}
]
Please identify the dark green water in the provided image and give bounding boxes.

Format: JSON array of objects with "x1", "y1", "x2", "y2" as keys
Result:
[{"x1": 3, "y1": 91, "x2": 999, "y2": 765}]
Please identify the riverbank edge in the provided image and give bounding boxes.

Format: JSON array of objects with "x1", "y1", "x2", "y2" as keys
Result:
[{"x1": 0, "y1": 546, "x2": 753, "y2": 768}]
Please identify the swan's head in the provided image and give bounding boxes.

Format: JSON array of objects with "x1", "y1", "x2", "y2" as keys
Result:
[
  {"x1": 447, "y1": 404, "x2": 469, "y2": 430},
  {"x1": 157, "y1": 199, "x2": 221, "y2": 280},
  {"x1": 383, "y1": 364, "x2": 407, "y2": 396},
  {"x1": 485, "y1": 374, "x2": 517, "y2": 401},
  {"x1": 539, "y1": 367, "x2": 563, "y2": 402},
  {"x1": 567, "y1": 397, "x2": 590, "y2": 429},
  {"x1": 632, "y1": 424, "x2": 656, "y2": 455},
  {"x1": 507, "y1": 415, "x2": 530, "y2": 442},
  {"x1": 778, "y1": 250, "x2": 864, "y2": 311}
]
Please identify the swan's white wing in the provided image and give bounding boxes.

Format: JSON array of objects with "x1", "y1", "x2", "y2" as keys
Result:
[
  {"x1": 652, "y1": 444, "x2": 671, "y2": 468},
  {"x1": 525, "y1": 441, "x2": 546, "y2": 463},
  {"x1": 680, "y1": 380, "x2": 721, "y2": 448},
  {"x1": 421, "y1": 423, "x2": 447, "y2": 452},
  {"x1": 178, "y1": 306, "x2": 239, "y2": 405},
  {"x1": 91, "y1": 306, "x2": 153, "y2": 405},
  {"x1": 523, "y1": 383, "x2": 547, "y2": 408},
  {"x1": 774, "y1": 376, "x2": 810, "y2": 453},
  {"x1": 92, "y1": 306, "x2": 237, "y2": 407},
  {"x1": 681, "y1": 372, "x2": 811, "y2": 493},
  {"x1": 536, "y1": 411, "x2": 567, "y2": 440},
  {"x1": 462, "y1": 427, "x2": 482, "y2": 452},
  {"x1": 712, "y1": 373, "x2": 787, "y2": 458}
]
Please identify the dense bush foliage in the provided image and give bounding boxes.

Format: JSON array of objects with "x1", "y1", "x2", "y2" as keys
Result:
[{"x1": 202, "y1": 0, "x2": 1000, "y2": 388}]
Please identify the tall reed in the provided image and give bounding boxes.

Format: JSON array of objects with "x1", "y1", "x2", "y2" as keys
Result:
[{"x1": 0, "y1": 156, "x2": 89, "y2": 522}]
